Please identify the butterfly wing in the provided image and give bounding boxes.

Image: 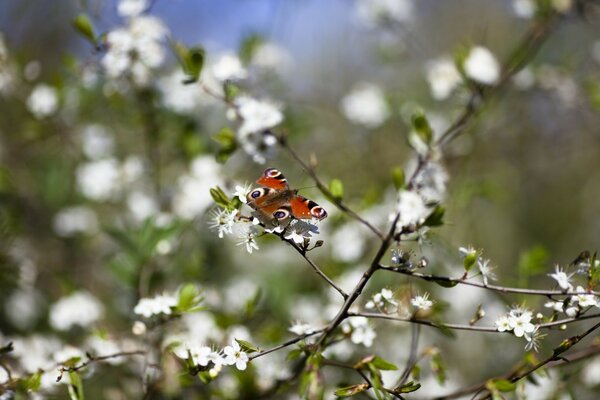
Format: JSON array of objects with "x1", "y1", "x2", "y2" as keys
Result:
[
  {"x1": 290, "y1": 195, "x2": 328, "y2": 220},
  {"x1": 256, "y1": 168, "x2": 288, "y2": 190}
]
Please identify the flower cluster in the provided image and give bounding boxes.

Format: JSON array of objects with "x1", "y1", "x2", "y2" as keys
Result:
[
  {"x1": 102, "y1": 2, "x2": 168, "y2": 86},
  {"x1": 545, "y1": 286, "x2": 599, "y2": 317},
  {"x1": 495, "y1": 307, "x2": 542, "y2": 350},
  {"x1": 459, "y1": 246, "x2": 497, "y2": 285},
  {"x1": 342, "y1": 317, "x2": 377, "y2": 348},
  {"x1": 134, "y1": 293, "x2": 178, "y2": 318},
  {"x1": 365, "y1": 288, "x2": 398, "y2": 313},
  {"x1": 173, "y1": 339, "x2": 249, "y2": 375}
]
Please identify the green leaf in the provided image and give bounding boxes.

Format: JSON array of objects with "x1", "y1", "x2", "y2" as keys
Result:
[
  {"x1": 392, "y1": 167, "x2": 405, "y2": 190},
  {"x1": 463, "y1": 252, "x2": 478, "y2": 273},
  {"x1": 430, "y1": 351, "x2": 446, "y2": 385},
  {"x1": 239, "y1": 33, "x2": 265, "y2": 64},
  {"x1": 433, "y1": 279, "x2": 458, "y2": 288},
  {"x1": 287, "y1": 348, "x2": 303, "y2": 361},
  {"x1": 174, "y1": 42, "x2": 205, "y2": 84},
  {"x1": 493, "y1": 379, "x2": 516, "y2": 392},
  {"x1": 394, "y1": 381, "x2": 421, "y2": 394},
  {"x1": 329, "y1": 179, "x2": 344, "y2": 201},
  {"x1": 23, "y1": 370, "x2": 42, "y2": 392},
  {"x1": 370, "y1": 356, "x2": 398, "y2": 371},
  {"x1": 244, "y1": 287, "x2": 262, "y2": 317},
  {"x1": 411, "y1": 110, "x2": 433, "y2": 145},
  {"x1": 224, "y1": 81, "x2": 240, "y2": 101},
  {"x1": 212, "y1": 127, "x2": 238, "y2": 164},
  {"x1": 235, "y1": 339, "x2": 259, "y2": 354},
  {"x1": 210, "y1": 186, "x2": 231, "y2": 209},
  {"x1": 73, "y1": 14, "x2": 97, "y2": 47},
  {"x1": 334, "y1": 383, "x2": 369, "y2": 397},
  {"x1": 68, "y1": 371, "x2": 85, "y2": 400},
  {"x1": 424, "y1": 206, "x2": 445, "y2": 227},
  {"x1": 176, "y1": 283, "x2": 204, "y2": 313}
]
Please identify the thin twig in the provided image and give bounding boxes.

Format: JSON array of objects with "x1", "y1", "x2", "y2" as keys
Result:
[
  {"x1": 382, "y1": 266, "x2": 600, "y2": 296},
  {"x1": 56, "y1": 350, "x2": 146, "y2": 382},
  {"x1": 249, "y1": 329, "x2": 324, "y2": 361}
]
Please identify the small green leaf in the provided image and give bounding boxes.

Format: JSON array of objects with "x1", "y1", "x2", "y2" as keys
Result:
[
  {"x1": 411, "y1": 110, "x2": 433, "y2": 145},
  {"x1": 334, "y1": 383, "x2": 369, "y2": 397},
  {"x1": 235, "y1": 339, "x2": 259, "y2": 354},
  {"x1": 224, "y1": 81, "x2": 239, "y2": 101},
  {"x1": 463, "y1": 252, "x2": 478, "y2": 272},
  {"x1": 430, "y1": 351, "x2": 446, "y2": 385},
  {"x1": 392, "y1": 167, "x2": 405, "y2": 190},
  {"x1": 174, "y1": 42, "x2": 205, "y2": 84},
  {"x1": 287, "y1": 348, "x2": 303, "y2": 361},
  {"x1": 433, "y1": 279, "x2": 458, "y2": 288},
  {"x1": 424, "y1": 206, "x2": 445, "y2": 227},
  {"x1": 23, "y1": 370, "x2": 42, "y2": 392},
  {"x1": 329, "y1": 179, "x2": 344, "y2": 200},
  {"x1": 176, "y1": 283, "x2": 204, "y2": 313},
  {"x1": 395, "y1": 381, "x2": 421, "y2": 394},
  {"x1": 493, "y1": 379, "x2": 516, "y2": 392},
  {"x1": 370, "y1": 356, "x2": 398, "y2": 371},
  {"x1": 68, "y1": 371, "x2": 85, "y2": 400},
  {"x1": 73, "y1": 14, "x2": 97, "y2": 46},
  {"x1": 209, "y1": 186, "x2": 231, "y2": 209},
  {"x1": 239, "y1": 33, "x2": 265, "y2": 64}
]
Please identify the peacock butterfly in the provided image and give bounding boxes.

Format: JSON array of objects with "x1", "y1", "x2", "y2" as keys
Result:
[{"x1": 246, "y1": 168, "x2": 327, "y2": 224}]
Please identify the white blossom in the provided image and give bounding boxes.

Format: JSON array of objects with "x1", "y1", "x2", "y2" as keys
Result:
[
  {"x1": 26, "y1": 84, "x2": 58, "y2": 118},
  {"x1": 133, "y1": 293, "x2": 177, "y2": 318},
  {"x1": 477, "y1": 258, "x2": 497, "y2": 285},
  {"x1": 355, "y1": 0, "x2": 413, "y2": 27},
  {"x1": 173, "y1": 156, "x2": 223, "y2": 219},
  {"x1": 236, "y1": 225, "x2": 260, "y2": 254},
  {"x1": 76, "y1": 158, "x2": 121, "y2": 201},
  {"x1": 49, "y1": 291, "x2": 104, "y2": 331},
  {"x1": 158, "y1": 69, "x2": 204, "y2": 114},
  {"x1": 573, "y1": 286, "x2": 598, "y2": 308},
  {"x1": 366, "y1": 288, "x2": 397, "y2": 310},
  {"x1": 233, "y1": 183, "x2": 252, "y2": 203},
  {"x1": 289, "y1": 321, "x2": 317, "y2": 335},
  {"x1": 411, "y1": 293, "x2": 433, "y2": 311},
  {"x1": 127, "y1": 190, "x2": 159, "y2": 221},
  {"x1": 331, "y1": 222, "x2": 366, "y2": 263},
  {"x1": 426, "y1": 57, "x2": 462, "y2": 100},
  {"x1": 118, "y1": 0, "x2": 148, "y2": 18},
  {"x1": 251, "y1": 42, "x2": 292, "y2": 72},
  {"x1": 284, "y1": 220, "x2": 318, "y2": 244},
  {"x1": 548, "y1": 265, "x2": 574, "y2": 291},
  {"x1": 209, "y1": 208, "x2": 239, "y2": 238},
  {"x1": 236, "y1": 96, "x2": 283, "y2": 137},
  {"x1": 346, "y1": 317, "x2": 376, "y2": 347},
  {"x1": 80, "y1": 124, "x2": 114, "y2": 160},
  {"x1": 397, "y1": 190, "x2": 429, "y2": 229},
  {"x1": 212, "y1": 53, "x2": 247, "y2": 82},
  {"x1": 340, "y1": 82, "x2": 389, "y2": 129},
  {"x1": 464, "y1": 46, "x2": 501, "y2": 85},
  {"x1": 53, "y1": 206, "x2": 99, "y2": 237},
  {"x1": 513, "y1": 0, "x2": 536, "y2": 18},
  {"x1": 102, "y1": 15, "x2": 168, "y2": 86},
  {"x1": 495, "y1": 315, "x2": 511, "y2": 332},
  {"x1": 222, "y1": 340, "x2": 249, "y2": 370},
  {"x1": 508, "y1": 309, "x2": 536, "y2": 337}
]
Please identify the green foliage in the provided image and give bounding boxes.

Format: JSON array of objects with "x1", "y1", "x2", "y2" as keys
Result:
[
  {"x1": 517, "y1": 245, "x2": 549, "y2": 287},
  {"x1": 424, "y1": 206, "x2": 445, "y2": 227},
  {"x1": 73, "y1": 14, "x2": 97, "y2": 48},
  {"x1": 209, "y1": 186, "x2": 241, "y2": 211},
  {"x1": 212, "y1": 127, "x2": 238, "y2": 163},
  {"x1": 68, "y1": 371, "x2": 85, "y2": 400},
  {"x1": 334, "y1": 383, "x2": 369, "y2": 397},
  {"x1": 175, "y1": 283, "x2": 205, "y2": 313},
  {"x1": 239, "y1": 33, "x2": 265, "y2": 64},
  {"x1": 173, "y1": 42, "x2": 206, "y2": 84},
  {"x1": 329, "y1": 178, "x2": 344, "y2": 201},
  {"x1": 430, "y1": 350, "x2": 446, "y2": 384},
  {"x1": 394, "y1": 381, "x2": 421, "y2": 394},
  {"x1": 235, "y1": 339, "x2": 259, "y2": 354},
  {"x1": 391, "y1": 167, "x2": 405, "y2": 190},
  {"x1": 411, "y1": 110, "x2": 433, "y2": 145}
]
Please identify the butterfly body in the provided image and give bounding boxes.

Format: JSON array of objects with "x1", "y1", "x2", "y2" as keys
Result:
[{"x1": 246, "y1": 168, "x2": 327, "y2": 223}]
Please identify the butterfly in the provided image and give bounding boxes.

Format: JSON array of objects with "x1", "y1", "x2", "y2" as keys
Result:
[{"x1": 246, "y1": 168, "x2": 327, "y2": 224}]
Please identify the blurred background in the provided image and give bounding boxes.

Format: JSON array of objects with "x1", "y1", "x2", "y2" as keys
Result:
[{"x1": 1, "y1": 0, "x2": 600, "y2": 398}]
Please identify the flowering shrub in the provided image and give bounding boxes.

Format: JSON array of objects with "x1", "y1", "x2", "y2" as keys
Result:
[{"x1": 2, "y1": 1, "x2": 600, "y2": 399}]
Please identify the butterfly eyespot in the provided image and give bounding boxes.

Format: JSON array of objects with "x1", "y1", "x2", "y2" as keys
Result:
[
  {"x1": 311, "y1": 207, "x2": 327, "y2": 220},
  {"x1": 273, "y1": 209, "x2": 290, "y2": 220},
  {"x1": 265, "y1": 168, "x2": 280, "y2": 178},
  {"x1": 249, "y1": 189, "x2": 263, "y2": 199}
]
